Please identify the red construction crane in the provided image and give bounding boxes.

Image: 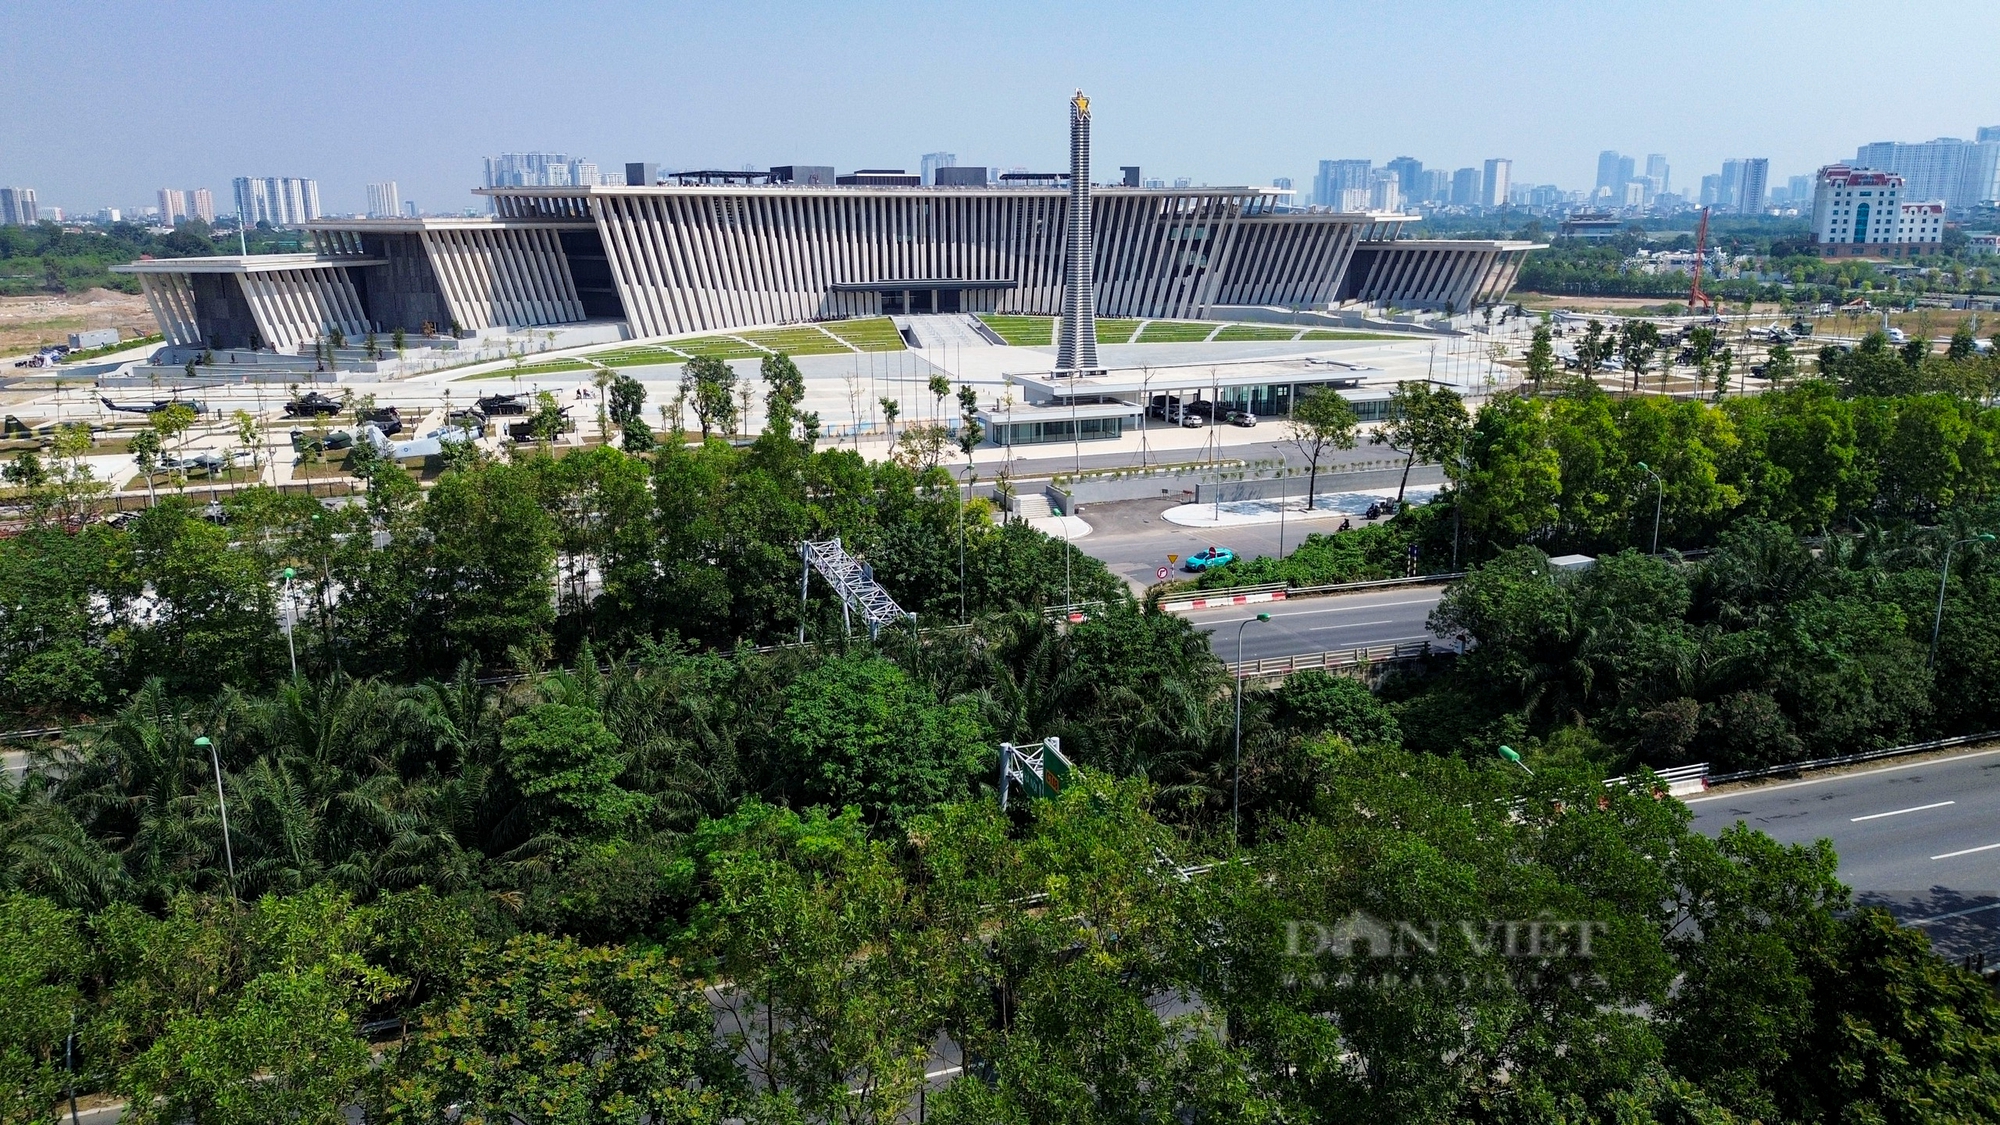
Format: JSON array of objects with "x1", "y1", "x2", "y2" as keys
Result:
[{"x1": 1688, "y1": 206, "x2": 1716, "y2": 314}]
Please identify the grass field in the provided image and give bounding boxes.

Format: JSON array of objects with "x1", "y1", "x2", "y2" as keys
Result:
[
  {"x1": 1213, "y1": 324, "x2": 1298, "y2": 341},
  {"x1": 1135, "y1": 320, "x2": 1218, "y2": 343},
  {"x1": 977, "y1": 315, "x2": 1054, "y2": 346},
  {"x1": 1093, "y1": 318, "x2": 1141, "y2": 344},
  {"x1": 820, "y1": 317, "x2": 906, "y2": 351},
  {"x1": 735, "y1": 326, "x2": 852, "y2": 356},
  {"x1": 591, "y1": 345, "x2": 688, "y2": 368},
  {"x1": 665, "y1": 336, "x2": 767, "y2": 360},
  {"x1": 460, "y1": 359, "x2": 594, "y2": 380}
]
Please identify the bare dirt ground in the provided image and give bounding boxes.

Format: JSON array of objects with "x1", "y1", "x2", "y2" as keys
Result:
[{"x1": 0, "y1": 288, "x2": 154, "y2": 355}]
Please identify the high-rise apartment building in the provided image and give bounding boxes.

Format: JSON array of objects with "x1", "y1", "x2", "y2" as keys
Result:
[
  {"x1": 920, "y1": 152, "x2": 957, "y2": 186},
  {"x1": 1482, "y1": 158, "x2": 1511, "y2": 207},
  {"x1": 1313, "y1": 159, "x2": 1371, "y2": 208},
  {"x1": 1718, "y1": 160, "x2": 1744, "y2": 209},
  {"x1": 1271, "y1": 176, "x2": 1293, "y2": 190},
  {"x1": 1854, "y1": 136, "x2": 2000, "y2": 210},
  {"x1": 366, "y1": 181, "x2": 402, "y2": 219},
  {"x1": 1736, "y1": 158, "x2": 1769, "y2": 214},
  {"x1": 232, "y1": 177, "x2": 321, "y2": 226},
  {"x1": 158, "y1": 189, "x2": 188, "y2": 224},
  {"x1": 1449, "y1": 167, "x2": 1482, "y2": 207},
  {"x1": 1370, "y1": 170, "x2": 1400, "y2": 211},
  {"x1": 1385, "y1": 157, "x2": 1424, "y2": 203},
  {"x1": 482, "y1": 153, "x2": 603, "y2": 205},
  {"x1": 1699, "y1": 174, "x2": 1723, "y2": 207},
  {"x1": 1420, "y1": 169, "x2": 1450, "y2": 204},
  {"x1": 1644, "y1": 154, "x2": 1670, "y2": 197},
  {"x1": 1595, "y1": 150, "x2": 1623, "y2": 196},
  {"x1": 189, "y1": 188, "x2": 214, "y2": 223},
  {"x1": 0, "y1": 187, "x2": 37, "y2": 226}
]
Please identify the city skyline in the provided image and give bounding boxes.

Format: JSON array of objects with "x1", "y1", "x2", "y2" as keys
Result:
[{"x1": 5, "y1": 0, "x2": 1997, "y2": 218}]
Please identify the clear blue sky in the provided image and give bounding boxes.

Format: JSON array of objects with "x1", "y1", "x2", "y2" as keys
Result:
[{"x1": 7, "y1": 0, "x2": 1998, "y2": 216}]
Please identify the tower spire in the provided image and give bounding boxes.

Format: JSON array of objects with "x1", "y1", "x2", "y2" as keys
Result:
[{"x1": 1055, "y1": 89, "x2": 1100, "y2": 376}]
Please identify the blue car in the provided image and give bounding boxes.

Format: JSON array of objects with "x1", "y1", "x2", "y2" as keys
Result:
[{"x1": 1183, "y1": 546, "x2": 1236, "y2": 572}]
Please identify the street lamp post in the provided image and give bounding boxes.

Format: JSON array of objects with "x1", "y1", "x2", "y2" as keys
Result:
[
  {"x1": 194, "y1": 736, "x2": 236, "y2": 900},
  {"x1": 1636, "y1": 461, "x2": 1664, "y2": 554},
  {"x1": 1931, "y1": 533, "x2": 1996, "y2": 668},
  {"x1": 1233, "y1": 612, "x2": 1272, "y2": 845},
  {"x1": 1498, "y1": 744, "x2": 1534, "y2": 777},
  {"x1": 280, "y1": 566, "x2": 297, "y2": 678}
]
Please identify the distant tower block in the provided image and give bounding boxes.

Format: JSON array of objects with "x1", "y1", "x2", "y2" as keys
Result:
[{"x1": 1055, "y1": 89, "x2": 1101, "y2": 376}]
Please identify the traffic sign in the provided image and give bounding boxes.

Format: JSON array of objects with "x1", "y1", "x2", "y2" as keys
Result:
[
  {"x1": 1156, "y1": 565, "x2": 1170, "y2": 581},
  {"x1": 1168, "y1": 554, "x2": 1179, "y2": 564}
]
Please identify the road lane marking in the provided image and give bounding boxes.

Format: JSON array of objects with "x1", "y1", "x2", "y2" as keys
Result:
[
  {"x1": 1932, "y1": 841, "x2": 2000, "y2": 860},
  {"x1": 1684, "y1": 744, "x2": 2000, "y2": 804},
  {"x1": 1909, "y1": 901, "x2": 2000, "y2": 925},
  {"x1": 1851, "y1": 800, "x2": 1955, "y2": 822},
  {"x1": 1309, "y1": 619, "x2": 1392, "y2": 630},
  {"x1": 1191, "y1": 596, "x2": 1441, "y2": 620}
]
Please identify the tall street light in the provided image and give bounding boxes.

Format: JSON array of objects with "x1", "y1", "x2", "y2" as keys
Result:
[
  {"x1": 1233, "y1": 612, "x2": 1272, "y2": 845},
  {"x1": 1931, "y1": 533, "x2": 1995, "y2": 668},
  {"x1": 280, "y1": 566, "x2": 297, "y2": 678},
  {"x1": 1635, "y1": 461, "x2": 1664, "y2": 554},
  {"x1": 194, "y1": 736, "x2": 236, "y2": 900}
]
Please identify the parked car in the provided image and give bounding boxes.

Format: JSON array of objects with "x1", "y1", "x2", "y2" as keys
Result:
[
  {"x1": 1226, "y1": 410, "x2": 1257, "y2": 427},
  {"x1": 1186, "y1": 399, "x2": 1218, "y2": 419},
  {"x1": 1182, "y1": 546, "x2": 1236, "y2": 572},
  {"x1": 1178, "y1": 411, "x2": 1206, "y2": 428}
]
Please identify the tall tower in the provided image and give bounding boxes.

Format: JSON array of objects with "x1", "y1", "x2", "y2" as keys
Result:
[{"x1": 1055, "y1": 90, "x2": 1100, "y2": 376}]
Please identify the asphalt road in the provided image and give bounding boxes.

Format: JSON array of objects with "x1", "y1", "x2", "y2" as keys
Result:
[
  {"x1": 1688, "y1": 748, "x2": 2000, "y2": 959},
  {"x1": 1180, "y1": 585, "x2": 1451, "y2": 663}
]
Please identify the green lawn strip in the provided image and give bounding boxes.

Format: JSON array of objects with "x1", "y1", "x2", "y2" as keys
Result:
[
  {"x1": 1135, "y1": 320, "x2": 1216, "y2": 342},
  {"x1": 458, "y1": 359, "x2": 594, "y2": 380},
  {"x1": 1213, "y1": 324, "x2": 1297, "y2": 341},
  {"x1": 820, "y1": 317, "x2": 906, "y2": 351},
  {"x1": 1094, "y1": 319, "x2": 1141, "y2": 344},
  {"x1": 667, "y1": 336, "x2": 769, "y2": 359},
  {"x1": 977, "y1": 315, "x2": 1054, "y2": 346},
  {"x1": 1299, "y1": 330, "x2": 1413, "y2": 341},
  {"x1": 735, "y1": 327, "x2": 853, "y2": 355},
  {"x1": 591, "y1": 346, "x2": 690, "y2": 368}
]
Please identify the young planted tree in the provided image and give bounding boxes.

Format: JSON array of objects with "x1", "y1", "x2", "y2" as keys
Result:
[
  {"x1": 607, "y1": 372, "x2": 652, "y2": 452},
  {"x1": 1284, "y1": 387, "x2": 1359, "y2": 510},
  {"x1": 681, "y1": 355, "x2": 737, "y2": 440},
  {"x1": 1370, "y1": 382, "x2": 1470, "y2": 505},
  {"x1": 1524, "y1": 322, "x2": 1556, "y2": 394},
  {"x1": 1617, "y1": 319, "x2": 1661, "y2": 393},
  {"x1": 1764, "y1": 340, "x2": 1797, "y2": 388},
  {"x1": 879, "y1": 396, "x2": 900, "y2": 443},
  {"x1": 928, "y1": 372, "x2": 951, "y2": 422}
]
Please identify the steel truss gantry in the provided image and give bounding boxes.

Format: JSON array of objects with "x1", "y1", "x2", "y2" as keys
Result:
[{"x1": 800, "y1": 537, "x2": 913, "y2": 641}]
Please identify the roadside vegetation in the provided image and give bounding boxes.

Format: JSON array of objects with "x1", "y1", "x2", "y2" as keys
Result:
[{"x1": 6, "y1": 348, "x2": 2000, "y2": 1121}]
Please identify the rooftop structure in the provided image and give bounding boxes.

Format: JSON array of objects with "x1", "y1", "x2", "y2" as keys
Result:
[{"x1": 115, "y1": 110, "x2": 1540, "y2": 359}]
